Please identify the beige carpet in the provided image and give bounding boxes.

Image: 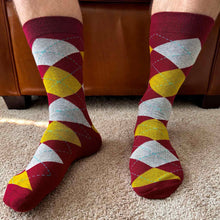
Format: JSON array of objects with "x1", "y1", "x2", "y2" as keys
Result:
[{"x1": 0, "y1": 96, "x2": 219, "y2": 220}]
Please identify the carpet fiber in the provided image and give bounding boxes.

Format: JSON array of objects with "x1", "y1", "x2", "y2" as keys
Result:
[{"x1": 0, "y1": 96, "x2": 219, "y2": 219}]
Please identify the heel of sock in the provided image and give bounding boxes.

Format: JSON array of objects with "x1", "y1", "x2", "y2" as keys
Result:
[{"x1": 81, "y1": 125, "x2": 102, "y2": 158}]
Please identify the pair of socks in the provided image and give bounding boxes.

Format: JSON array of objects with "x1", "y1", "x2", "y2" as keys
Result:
[{"x1": 3, "y1": 12, "x2": 214, "y2": 211}]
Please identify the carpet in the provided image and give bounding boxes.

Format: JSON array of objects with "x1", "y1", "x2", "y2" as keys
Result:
[{"x1": 0, "y1": 96, "x2": 219, "y2": 220}]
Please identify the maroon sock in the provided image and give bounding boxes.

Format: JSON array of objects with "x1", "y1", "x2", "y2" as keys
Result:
[
  {"x1": 130, "y1": 12, "x2": 214, "y2": 199},
  {"x1": 3, "y1": 16, "x2": 102, "y2": 212}
]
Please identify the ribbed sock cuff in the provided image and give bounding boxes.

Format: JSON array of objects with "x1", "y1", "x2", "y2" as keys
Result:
[
  {"x1": 22, "y1": 16, "x2": 83, "y2": 47},
  {"x1": 150, "y1": 12, "x2": 214, "y2": 44}
]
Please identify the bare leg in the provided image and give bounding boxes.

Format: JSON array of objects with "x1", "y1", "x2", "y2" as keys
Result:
[
  {"x1": 13, "y1": 0, "x2": 82, "y2": 25},
  {"x1": 152, "y1": 0, "x2": 220, "y2": 19}
]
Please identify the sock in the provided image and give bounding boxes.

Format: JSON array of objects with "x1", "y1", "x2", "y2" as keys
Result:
[
  {"x1": 3, "y1": 16, "x2": 102, "y2": 212},
  {"x1": 129, "y1": 12, "x2": 214, "y2": 199}
]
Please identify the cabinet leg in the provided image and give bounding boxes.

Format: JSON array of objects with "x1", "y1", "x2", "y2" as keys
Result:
[
  {"x1": 2, "y1": 96, "x2": 32, "y2": 109},
  {"x1": 199, "y1": 95, "x2": 220, "y2": 109}
]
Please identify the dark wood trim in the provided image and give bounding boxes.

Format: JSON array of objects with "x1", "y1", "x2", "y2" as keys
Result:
[{"x1": 1, "y1": 0, "x2": 21, "y2": 95}]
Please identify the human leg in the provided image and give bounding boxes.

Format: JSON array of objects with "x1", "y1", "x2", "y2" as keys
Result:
[
  {"x1": 130, "y1": 0, "x2": 219, "y2": 199},
  {"x1": 151, "y1": 0, "x2": 220, "y2": 19},
  {"x1": 3, "y1": 0, "x2": 102, "y2": 212},
  {"x1": 13, "y1": 0, "x2": 83, "y2": 25}
]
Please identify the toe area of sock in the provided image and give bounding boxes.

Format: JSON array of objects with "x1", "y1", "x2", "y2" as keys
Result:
[
  {"x1": 3, "y1": 184, "x2": 36, "y2": 212},
  {"x1": 132, "y1": 179, "x2": 183, "y2": 199}
]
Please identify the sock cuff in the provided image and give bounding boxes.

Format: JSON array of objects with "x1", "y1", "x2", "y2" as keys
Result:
[
  {"x1": 150, "y1": 12, "x2": 214, "y2": 44},
  {"x1": 23, "y1": 16, "x2": 83, "y2": 47}
]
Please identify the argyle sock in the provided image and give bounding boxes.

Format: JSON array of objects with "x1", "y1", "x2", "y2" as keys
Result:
[
  {"x1": 129, "y1": 12, "x2": 214, "y2": 199},
  {"x1": 3, "y1": 16, "x2": 102, "y2": 212}
]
